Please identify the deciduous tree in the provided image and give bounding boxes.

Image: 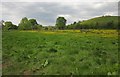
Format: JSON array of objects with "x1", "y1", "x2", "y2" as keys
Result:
[{"x1": 55, "y1": 17, "x2": 66, "y2": 30}]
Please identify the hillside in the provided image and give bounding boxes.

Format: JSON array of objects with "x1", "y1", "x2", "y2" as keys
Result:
[{"x1": 80, "y1": 16, "x2": 119, "y2": 29}]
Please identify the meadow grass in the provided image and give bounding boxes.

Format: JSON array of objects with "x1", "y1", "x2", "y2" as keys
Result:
[{"x1": 2, "y1": 30, "x2": 119, "y2": 75}]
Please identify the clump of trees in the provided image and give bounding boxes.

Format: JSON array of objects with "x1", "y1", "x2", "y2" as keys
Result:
[
  {"x1": 2, "y1": 17, "x2": 43, "y2": 31},
  {"x1": 2, "y1": 21, "x2": 17, "y2": 31},
  {"x1": 1, "y1": 16, "x2": 119, "y2": 31},
  {"x1": 18, "y1": 17, "x2": 33, "y2": 30},
  {"x1": 67, "y1": 20, "x2": 118, "y2": 29},
  {"x1": 67, "y1": 21, "x2": 82, "y2": 29},
  {"x1": 18, "y1": 17, "x2": 42, "y2": 30}
]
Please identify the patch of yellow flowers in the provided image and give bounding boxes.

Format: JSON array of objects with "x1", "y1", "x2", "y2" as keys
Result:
[{"x1": 19, "y1": 29, "x2": 118, "y2": 38}]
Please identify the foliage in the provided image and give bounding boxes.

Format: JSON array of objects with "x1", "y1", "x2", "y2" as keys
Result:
[
  {"x1": 41, "y1": 60, "x2": 49, "y2": 67},
  {"x1": 2, "y1": 16, "x2": 119, "y2": 31},
  {"x1": 79, "y1": 16, "x2": 119, "y2": 29},
  {"x1": 47, "y1": 26, "x2": 56, "y2": 31},
  {"x1": 18, "y1": 17, "x2": 33, "y2": 30},
  {"x1": 67, "y1": 16, "x2": 119, "y2": 29},
  {"x1": 55, "y1": 17, "x2": 66, "y2": 30},
  {"x1": 29, "y1": 19, "x2": 38, "y2": 30},
  {"x1": 18, "y1": 17, "x2": 43, "y2": 30},
  {"x1": 48, "y1": 48, "x2": 57, "y2": 52},
  {"x1": 36, "y1": 24, "x2": 43, "y2": 30},
  {"x1": 67, "y1": 21, "x2": 81, "y2": 29},
  {"x1": 3, "y1": 21, "x2": 17, "y2": 30},
  {"x1": 29, "y1": 19, "x2": 38, "y2": 26}
]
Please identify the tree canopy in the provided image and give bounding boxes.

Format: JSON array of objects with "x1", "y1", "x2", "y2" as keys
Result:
[
  {"x1": 55, "y1": 17, "x2": 66, "y2": 30},
  {"x1": 2, "y1": 16, "x2": 119, "y2": 31},
  {"x1": 18, "y1": 17, "x2": 43, "y2": 30},
  {"x1": 18, "y1": 17, "x2": 33, "y2": 30},
  {"x1": 3, "y1": 21, "x2": 17, "y2": 30}
]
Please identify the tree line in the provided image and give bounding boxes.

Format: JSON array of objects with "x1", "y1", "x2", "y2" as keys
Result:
[{"x1": 1, "y1": 16, "x2": 119, "y2": 31}]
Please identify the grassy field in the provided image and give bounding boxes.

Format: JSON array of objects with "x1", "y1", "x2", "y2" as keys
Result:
[
  {"x1": 2, "y1": 30, "x2": 119, "y2": 75},
  {"x1": 80, "y1": 16, "x2": 119, "y2": 28}
]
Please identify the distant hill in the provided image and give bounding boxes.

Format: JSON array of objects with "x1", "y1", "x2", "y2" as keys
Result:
[{"x1": 80, "y1": 16, "x2": 119, "y2": 29}]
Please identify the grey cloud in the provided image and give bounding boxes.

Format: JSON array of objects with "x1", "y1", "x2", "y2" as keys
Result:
[{"x1": 2, "y1": 2, "x2": 118, "y2": 26}]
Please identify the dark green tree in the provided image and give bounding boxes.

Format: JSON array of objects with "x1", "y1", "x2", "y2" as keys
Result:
[
  {"x1": 3, "y1": 21, "x2": 17, "y2": 30},
  {"x1": 106, "y1": 21, "x2": 114, "y2": 29},
  {"x1": 74, "y1": 21, "x2": 81, "y2": 29},
  {"x1": 29, "y1": 19, "x2": 38, "y2": 25},
  {"x1": 55, "y1": 17, "x2": 66, "y2": 30},
  {"x1": 36, "y1": 24, "x2": 42, "y2": 30},
  {"x1": 29, "y1": 19, "x2": 38, "y2": 30},
  {"x1": 18, "y1": 17, "x2": 32, "y2": 30},
  {"x1": 67, "y1": 24, "x2": 74, "y2": 29}
]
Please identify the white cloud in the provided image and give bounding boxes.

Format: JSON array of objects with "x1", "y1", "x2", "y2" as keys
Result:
[
  {"x1": 0, "y1": 3, "x2": 2, "y2": 20},
  {"x1": 57, "y1": 14, "x2": 71, "y2": 19},
  {"x1": 1, "y1": 0, "x2": 120, "y2": 2},
  {"x1": 93, "y1": 3, "x2": 103, "y2": 9},
  {"x1": 104, "y1": 12, "x2": 118, "y2": 16},
  {"x1": 1, "y1": 2, "x2": 118, "y2": 26}
]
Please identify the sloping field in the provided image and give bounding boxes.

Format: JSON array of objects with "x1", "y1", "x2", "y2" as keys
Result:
[{"x1": 2, "y1": 30, "x2": 119, "y2": 75}]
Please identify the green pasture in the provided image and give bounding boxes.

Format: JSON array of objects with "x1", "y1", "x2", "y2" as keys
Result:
[{"x1": 2, "y1": 30, "x2": 119, "y2": 75}]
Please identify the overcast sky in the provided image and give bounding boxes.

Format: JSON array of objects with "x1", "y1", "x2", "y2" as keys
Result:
[{"x1": 1, "y1": 0, "x2": 119, "y2": 26}]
